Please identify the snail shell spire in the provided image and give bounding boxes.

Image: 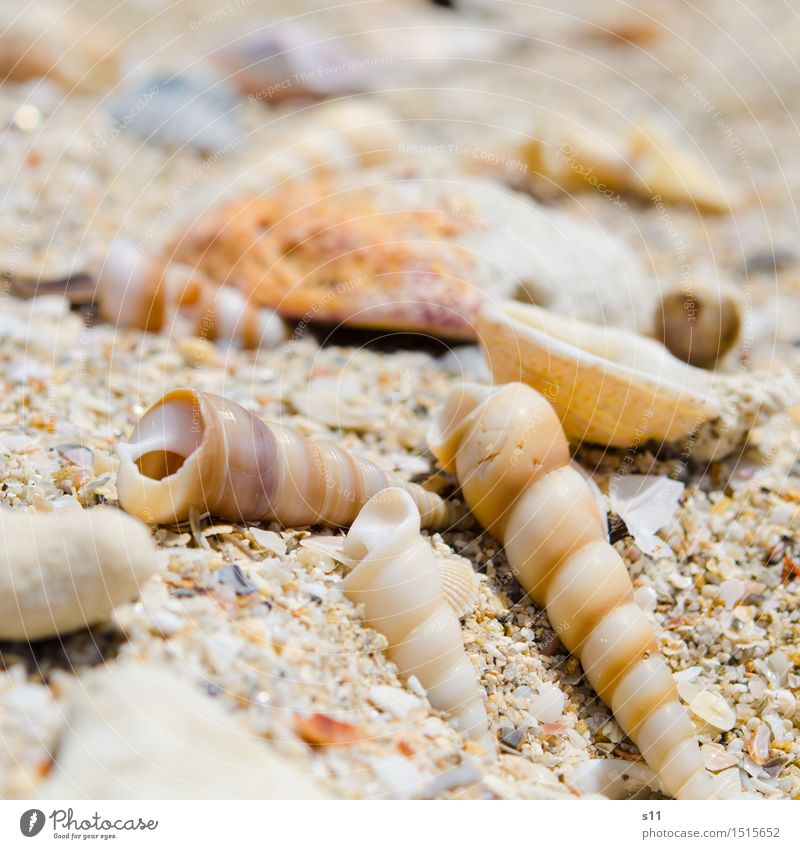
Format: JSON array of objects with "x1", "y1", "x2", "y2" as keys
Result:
[
  {"x1": 343, "y1": 488, "x2": 493, "y2": 753},
  {"x1": 117, "y1": 388, "x2": 454, "y2": 529},
  {"x1": 429, "y1": 382, "x2": 714, "y2": 800}
]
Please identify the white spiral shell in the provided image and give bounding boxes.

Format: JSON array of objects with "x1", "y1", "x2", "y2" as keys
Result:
[{"x1": 342, "y1": 488, "x2": 493, "y2": 753}]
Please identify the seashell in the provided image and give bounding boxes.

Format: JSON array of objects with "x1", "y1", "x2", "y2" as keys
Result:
[
  {"x1": 522, "y1": 119, "x2": 740, "y2": 212},
  {"x1": 607, "y1": 475, "x2": 684, "y2": 558},
  {"x1": 210, "y1": 7, "x2": 517, "y2": 101},
  {"x1": 478, "y1": 299, "x2": 721, "y2": 450},
  {"x1": 654, "y1": 279, "x2": 742, "y2": 368},
  {"x1": 342, "y1": 488, "x2": 493, "y2": 751},
  {"x1": 39, "y1": 663, "x2": 329, "y2": 799},
  {"x1": 0, "y1": 6, "x2": 118, "y2": 93},
  {"x1": 701, "y1": 743, "x2": 741, "y2": 772},
  {"x1": 300, "y1": 532, "x2": 478, "y2": 617},
  {"x1": 526, "y1": 683, "x2": 566, "y2": 724},
  {"x1": 0, "y1": 507, "x2": 158, "y2": 641},
  {"x1": 289, "y1": 375, "x2": 384, "y2": 431},
  {"x1": 168, "y1": 168, "x2": 658, "y2": 340},
  {"x1": 428, "y1": 381, "x2": 715, "y2": 799},
  {"x1": 436, "y1": 555, "x2": 479, "y2": 619},
  {"x1": 689, "y1": 690, "x2": 737, "y2": 731},
  {"x1": 210, "y1": 22, "x2": 365, "y2": 102},
  {"x1": 567, "y1": 758, "x2": 660, "y2": 800},
  {"x1": 746, "y1": 721, "x2": 772, "y2": 766},
  {"x1": 109, "y1": 72, "x2": 241, "y2": 153},
  {"x1": 116, "y1": 388, "x2": 454, "y2": 530},
  {"x1": 96, "y1": 238, "x2": 285, "y2": 350}
]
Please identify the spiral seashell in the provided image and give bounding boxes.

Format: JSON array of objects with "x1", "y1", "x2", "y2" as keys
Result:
[
  {"x1": 478, "y1": 299, "x2": 721, "y2": 451},
  {"x1": 96, "y1": 238, "x2": 285, "y2": 349},
  {"x1": 116, "y1": 389, "x2": 454, "y2": 529},
  {"x1": 342, "y1": 488, "x2": 493, "y2": 752},
  {"x1": 428, "y1": 382, "x2": 715, "y2": 799},
  {"x1": 0, "y1": 6, "x2": 119, "y2": 93}
]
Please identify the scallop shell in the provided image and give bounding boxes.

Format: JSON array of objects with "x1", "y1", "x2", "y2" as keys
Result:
[
  {"x1": 300, "y1": 532, "x2": 479, "y2": 618},
  {"x1": 169, "y1": 167, "x2": 656, "y2": 340},
  {"x1": 437, "y1": 555, "x2": 479, "y2": 619},
  {"x1": 478, "y1": 299, "x2": 720, "y2": 449}
]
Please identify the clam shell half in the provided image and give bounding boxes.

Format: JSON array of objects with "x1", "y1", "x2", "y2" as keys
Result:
[{"x1": 478, "y1": 300, "x2": 720, "y2": 449}]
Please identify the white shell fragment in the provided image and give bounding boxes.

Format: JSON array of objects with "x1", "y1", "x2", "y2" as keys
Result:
[
  {"x1": 290, "y1": 375, "x2": 384, "y2": 431},
  {"x1": 607, "y1": 475, "x2": 685, "y2": 557},
  {"x1": 717, "y1": 579, "x2": 747, "y2": 609},
  {"x1": 38, "y1": 664, "x2": 330, "y2": 799},
  {"x1": 567, "y1": 758, "x2": 660, "y2": 800},
  {"x1": 690, "y1": 691, "x2": 737, "y2": 731},
  {"x1": 0, "y1": 507, "x2": 159, "y2": 640},
  {"x1": 526, "y1": 683, "x2": 566, "y2": 723}
]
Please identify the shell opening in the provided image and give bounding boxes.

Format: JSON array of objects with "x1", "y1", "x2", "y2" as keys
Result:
[
  {"x1": 343, "y1": 487, "x2": 420, "y2": 561},
  {"x1": 119, "y1": 398, "x2": 204, "y2": 481}
]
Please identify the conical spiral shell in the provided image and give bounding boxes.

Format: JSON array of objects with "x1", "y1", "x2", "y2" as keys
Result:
[
  {"x1": 429, "y1": 382, "x2": 714, "y2": 799},
  {"x1": 96, "y1": 238, "x2": 284, "y2": 349},
  {"x1": 116, "y1": 388, "x2": 454, "y2": 530},
  {"x1": 343, "y1": 488, "x2": 493, "y2": 752}
]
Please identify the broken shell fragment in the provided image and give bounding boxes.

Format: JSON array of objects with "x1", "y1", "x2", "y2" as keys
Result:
[
  {"x1": 567, "y1": 758, "x2": 660, "y2": 799},
  {"x1": 116, "y1": 388, "x2": 454, "y2": 529},
  {"x1": 690, "y1": 690, "x2": 737, "y2": 731},
  {"x1": 39, "y1": 664, "x2": 330, "y2": 799},
  {"x1": 522, "y1": 120, "x2": 740, "y2": 212},
  {"x1": 478, "y1": 299, "x2": 720, "y2": 449},
  {"x1": 0, "y1": 6, "x2": 119, "y2": 93},
  {"x1": 210, "y1": 22, "x2": 364, "y2": 102},
  {"x1": 0, "y1": 507, "x2": 158, "y2": 640},
  {"x1": 343, "y1": 488, "x2": 493, "y2": 751}
]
